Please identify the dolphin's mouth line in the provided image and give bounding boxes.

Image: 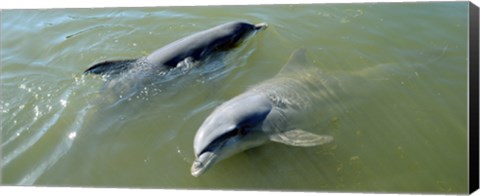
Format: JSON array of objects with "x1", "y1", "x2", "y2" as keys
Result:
[
  {"x1": 191, "y1": 150, "x2": 219, "y2": 177},
  {"x1": 191, "y1": 134, "x2": 237, "y2": 177}
]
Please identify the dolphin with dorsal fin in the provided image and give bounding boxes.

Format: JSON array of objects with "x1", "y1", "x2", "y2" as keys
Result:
[
  {"x1": 191, "y1": 49, "x2": 334, "y2": 177},
  {"x1": 84, "y1": 21, "x2": 268, "y2": 77}
]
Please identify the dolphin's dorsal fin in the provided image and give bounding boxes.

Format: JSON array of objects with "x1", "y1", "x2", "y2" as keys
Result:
[
  {"x1": 269, "y1": 129, "x2": 333, "y2": 147},
  {"x1": 84, "y1": 59, "x2": 137, "y2": 76},
  {"x1": 278, "y1": 48, "x2": 309, "y2": 75}
]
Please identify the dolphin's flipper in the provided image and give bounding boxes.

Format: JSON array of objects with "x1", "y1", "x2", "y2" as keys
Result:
[
  {"x1": 84, "y1": 59, "x2": 137, "y2": 75},
  {"x1": 270, "y1": 129, "x2": 333, "y2": 147}
]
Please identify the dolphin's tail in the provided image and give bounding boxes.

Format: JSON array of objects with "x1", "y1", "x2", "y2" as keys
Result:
[{"x1": 84, "y1": 59, "x2": 137, "y2": 76}]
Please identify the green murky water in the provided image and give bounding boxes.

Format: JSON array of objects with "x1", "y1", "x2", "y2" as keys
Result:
[{"x1": 0, "y1": 2, "x2": 469, "y2": 194}]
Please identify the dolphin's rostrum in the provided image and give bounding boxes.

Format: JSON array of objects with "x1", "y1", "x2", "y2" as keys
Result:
[
  {"x1": 191, "y1": 49, "x2": 334, "y2": 177},
  {"x1": 84, "y1": 21, "x2": 268, "y2": 77}
]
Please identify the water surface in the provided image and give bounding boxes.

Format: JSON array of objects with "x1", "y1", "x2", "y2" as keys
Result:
[{"x1": 0, "y1": 2, "x2": 469, "y2": 194}]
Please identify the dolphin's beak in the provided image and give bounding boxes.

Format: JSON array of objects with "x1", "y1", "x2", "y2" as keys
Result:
[
  {"x1": 254, "y1": 23, "x2": 268, "y2": 31},
  {"x1": 191, "y1": 151, "x2": 218, "y2": 177}
]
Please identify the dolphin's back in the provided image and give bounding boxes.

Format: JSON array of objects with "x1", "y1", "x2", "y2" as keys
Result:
[
  {"x1": 84, "y1": 21, "x2": 265, "y2": 76},
  {"x1": 252, "y1": 49, "x2": 326, "y2": 111},
  {"x1": 146, "y1": 22, "x2": 258, "y2": 67}
]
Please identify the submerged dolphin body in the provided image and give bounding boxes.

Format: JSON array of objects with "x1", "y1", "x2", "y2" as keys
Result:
[
  {"x1": 191, "y1": 49, "x2": 334, "y2": 177},
  {"x1": 84, "y1": 21, "x2": 268, "y2": 76}
]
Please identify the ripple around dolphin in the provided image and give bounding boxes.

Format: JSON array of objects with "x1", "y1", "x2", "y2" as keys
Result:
[
  {"x1": 0, "y1": 69, "x2": 97, "y2": 184},
  {"x1": 1, "y1": 89, "x2": 69, "y2": 169},
  {"x1": 17, "y1": 105, "x2": 91, "y2": 185}
]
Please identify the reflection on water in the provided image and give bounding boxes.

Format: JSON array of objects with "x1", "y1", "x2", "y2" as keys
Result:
[{"x1": 0, "y1": 2, "x2": 469, "y2": 194}]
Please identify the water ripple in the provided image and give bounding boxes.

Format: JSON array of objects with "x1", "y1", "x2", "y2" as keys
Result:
[
  {"x1": 1, "y1": 87, "x2": 73, "y2": 168},
  {"x1": 18, "y1": 105, "x2": 91, "y2": 185}
]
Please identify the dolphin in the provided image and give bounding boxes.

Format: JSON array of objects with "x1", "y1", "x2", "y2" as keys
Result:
[
  {"x1": 191, "y1": 49, "x2": 334, "y2": 177},
  {"x1": 84, "y1": 21, "x2": 268, "y2": 76}
]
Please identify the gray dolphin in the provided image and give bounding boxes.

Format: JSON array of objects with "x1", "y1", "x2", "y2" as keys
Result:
[
  {"x1": 191, "y1": 49, "x2": 334, "y2": 177},
  {"x1": 84, "y1": 21, "x2": 268, "y2": 76}
]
